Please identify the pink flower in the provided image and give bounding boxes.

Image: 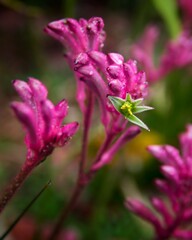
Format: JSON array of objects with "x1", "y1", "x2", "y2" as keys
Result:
[
  {"x1": 126, "y1": 124, "x2": 192, "y2": 239},
  {"x1": 106, "y1": 53, "x2": 148, "y2": 100},
  {"x1": 74, "y1": 51, "x2": 148, "y2": 129},
  {"x1": 131, "y1": 27, "x2": 192, "y2": 83},
  {"x1": 160, "y1": 32, "x2": 192, "y2": 75},
  {"x1": 44, "y1": 17, "x2": 106, "y2": 112},
  {"x1": 11, "y1": 77, "x2": 79, "y2": 164},
  {"x1": 131, "y1": 26, "x2": 160, "y2": 82},
  {"x1": 44, "y1": 17, "x2": 105, "y2": 62}
]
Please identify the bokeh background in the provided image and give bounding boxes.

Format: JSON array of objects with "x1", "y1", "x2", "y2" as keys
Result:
[{"x1": 0, "y1": 0, "x2": 192, "y2": 239}]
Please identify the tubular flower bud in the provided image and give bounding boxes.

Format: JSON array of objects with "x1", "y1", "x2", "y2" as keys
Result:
[
  {"x1": 11, "y1": 78, "x2": 79, "y2": 163},
  {"x1": 127, "y1": 125, "x2": 192, "y2": 239}
]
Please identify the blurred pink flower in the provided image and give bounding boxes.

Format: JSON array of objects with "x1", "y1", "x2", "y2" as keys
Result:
[
  {"x1": 160, "y1": 32, "x2": 192, "y2": 75},
  {"x1": 11, "y1": 77, "x2": 79, "y2": 164},
  {"x1": 126, "y1": 124, "x2": 192, "y2": 239},
  {"x1": 131, "y1": 26, "x2": 192, "y2": 83},
  {"x1": 131, "y1": 26, "x2": 159, "y2": 83}
]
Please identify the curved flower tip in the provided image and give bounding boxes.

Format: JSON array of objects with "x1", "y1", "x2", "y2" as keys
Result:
[
  {"x1": 11, "y1": 78, "x2": 78, "y2": 164},
  {"x1": 161, "y1": 165, "x2": 179, "y2": 183},
  {"x1": 125, "y1": 198, "x2": 162, "y2": 230},
  {"x1": 87, "y1": 17, "x2": 104, "y2": 33},
  {"x1": 56, "y1": 122, "x2": 79, "y2": 146},
  {"x1": 147, "y1": 145, "x2": 183, "y2": 167},
  {"x1": 147, "y1": 145, "x2": 167, "y2": 161},
  {"x1": 45, "y1": 17, "x2": 106, "y2": 59}
]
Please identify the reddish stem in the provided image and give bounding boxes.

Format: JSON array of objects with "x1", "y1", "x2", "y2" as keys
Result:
[
  {"x1": 0, "y1": 163, "x2": 34, "y2": 214},
  {"x1": 49, "y1": 131, "x2": 114, "y2": 240},
  {"x1": 79, "y1": 91, "x2": 94, "y2": 176}
]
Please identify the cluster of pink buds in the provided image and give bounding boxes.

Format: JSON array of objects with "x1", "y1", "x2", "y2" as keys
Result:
[
  {"x1": 11, "y1": 77, "x2": 79, "y2": 164},
  {"x1": 131, "y1": 26, "x2": 192, "y2": 83},
  {"x1": 75, "y1": 51, "x2": 148, "y2": 100},
  {"x1": 74, "y1": 51, "x2": 150, "y2": 132},
  {"x1": 45, "y1": 17, "x2": 105, "y2": 63},
  {"x1": 45, "y1": 17, "x2": 151, "y2": 134},
  {"x1": 44, "y1": 17, "x2": 154, "y2": 174},
  {"x1": 45, "y1": 17, "x2": 106, "y2": 112},
  {"x1": 126, "y1": 125, "x2": 192, "y2": 240}
]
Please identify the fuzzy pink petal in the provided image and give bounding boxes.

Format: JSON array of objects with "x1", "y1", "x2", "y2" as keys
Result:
[
  {"x1": 28, "y1": 77, "x2": 48, "y2": 101},
  {"x1": 148, "y1": 145, "x2": 183, "y2": 167},
  {"x1": 41, "y1": 99, "x2": 56, "y2": 140},
  {"x1": 11, "y1": 101, "x2": 37, "y2": 149},
  {"x1": 107, "y1": 53, "x2": 124, "y2": 65},
  {"x1": 55, "y1": 99, "x2": 69, "y2": 124},
  {"x1": 13, "y1": 80, "x2": 33, "y2": 106},
  {"x1": 151, "y1": 197, "x2": 173, "y2": 225},
  {"x1": 125, "y1": 198, "x2": 163, "y2": 234},
  {"x1": 66, "y1": 18, "x2": 88, "y2": 51},
  {"x1": 56, "y1": 122, "x2": 79, "y2": 147}
]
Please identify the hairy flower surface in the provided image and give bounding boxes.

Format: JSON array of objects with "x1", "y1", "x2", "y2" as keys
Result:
[
  {"x1": 74, "y1": 51, "x2": 150, "y2": 131},
  {"x1": 11, "y1": 78, "x2": 79, "y2": 163},
  {"x1": 45, "y1": 17, "x2": 106, "y2": 112},
  {"x1": 44, "y1": 17, "x2": 152, "y2": 172},
  {"x1": 126, "y1": 125, "x2": 192, "y2": 240},
  {"x1": 45, "y1": 17, "x2": 105, "y2": 62}
]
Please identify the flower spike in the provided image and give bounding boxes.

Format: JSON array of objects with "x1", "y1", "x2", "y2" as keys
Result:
[
  {"x1": 126, "y1": 124, "x2": 192, "y2": 240},
  {"x1": 11, "y1": 78, "x2": 79, "y2": 164}
]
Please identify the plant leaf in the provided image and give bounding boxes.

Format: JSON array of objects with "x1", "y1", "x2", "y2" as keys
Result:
[
  {"x1": 108, "y1": 96, "x2": 124, "y2": 112},
  {"x1": 0, "y1": 180, "x2": 51, "y2": 240},
  {"x1": 126, "y1": 114, "x2": 150, "y2": 131},
  {"x1": 133, "y1": 98, "x2": 143, "y2": 105},
  {"x1": 134, "y1": 106, "x2": 154, "y2": 114},
  {"x1": 151, "y1": 0, "x2": 181, "y2": 39}
]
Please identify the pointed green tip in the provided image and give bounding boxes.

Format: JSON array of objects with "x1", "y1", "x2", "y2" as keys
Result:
[{"x1": 127, "y1": 114, "x2": 150, "y2": 131}]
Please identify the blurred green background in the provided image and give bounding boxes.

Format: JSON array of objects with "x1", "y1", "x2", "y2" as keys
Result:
[{"x1": 0, "y1": 0, "x2": 192, "y2": 239}]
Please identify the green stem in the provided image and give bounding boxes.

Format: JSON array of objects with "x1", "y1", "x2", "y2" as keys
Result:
[
  {"x1": 48, "y1": 178, "x2": 87, "y2": 240},
  {"x1": 0, "y1": 180, "x2": 51, "y2": 240}
]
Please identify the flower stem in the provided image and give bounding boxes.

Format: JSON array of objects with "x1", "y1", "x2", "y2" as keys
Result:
[
  {"x1": 49, "y1": 92, "x2": 94, "y2": 240},
  {"x1": 48, "y1": 177, "x2": 87, "y2": 240},
  {"x1": 0, "y1": 180, "x2": 51, "y2": 239},
  {"x1": 0, "y1": 163, "x2": 34, "y2": 214},
  {"x1": 79, "y1": 91, "x2": 94, "y2": 176},
  {"x1": 90, "y1": 132, "x2": 114, "y2": 172},
  {"x1": 49, "y1": 131, "x2": 114, "y2": 239}
]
